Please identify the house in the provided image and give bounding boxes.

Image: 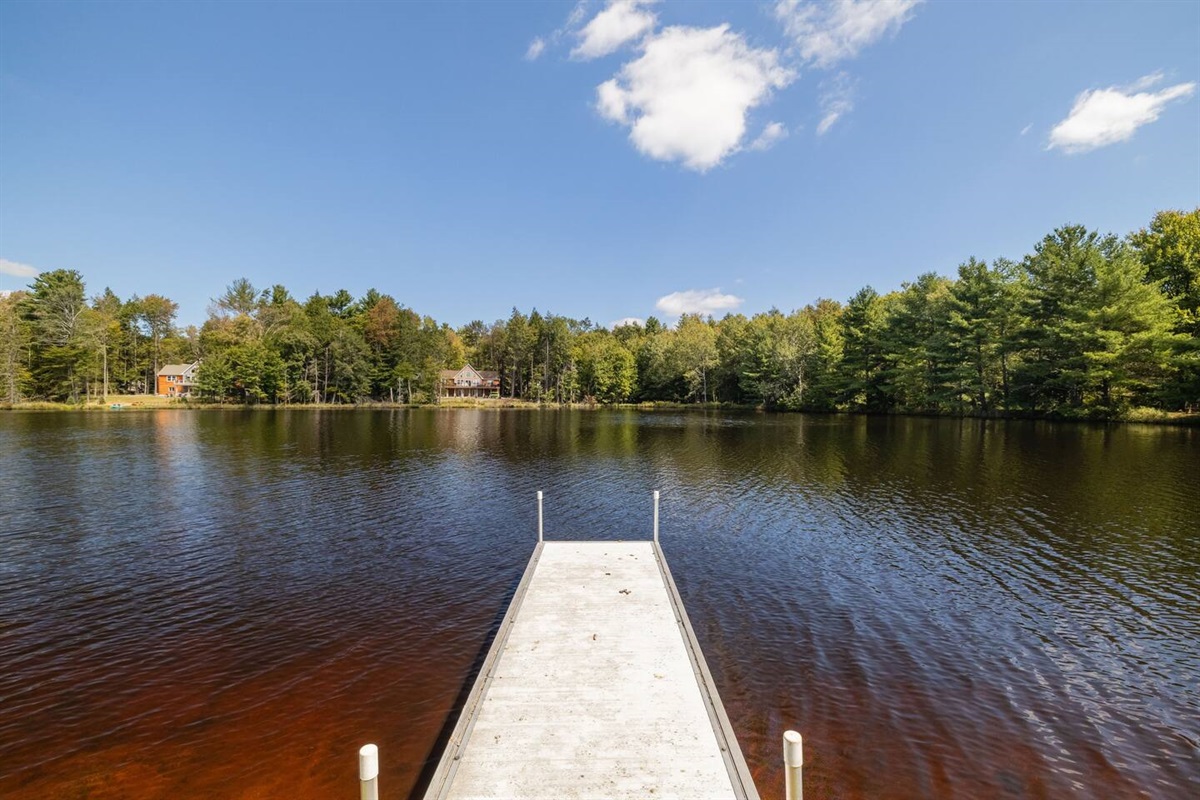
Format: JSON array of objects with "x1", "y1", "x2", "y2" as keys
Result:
[
  {"x1": 439, "y1": 364, "x2": 500, "y2": 398},
  {"x1": 156, "y1": 362, "x2": 200, "y2": 397}
]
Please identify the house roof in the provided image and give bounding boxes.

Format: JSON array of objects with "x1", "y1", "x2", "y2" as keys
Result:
[
  {"x1": 157, "y1": 362, "x2": 199, "y2": 377},
  {"x1": 439, "y1": 364, "x2": 500, "y2": 384}
]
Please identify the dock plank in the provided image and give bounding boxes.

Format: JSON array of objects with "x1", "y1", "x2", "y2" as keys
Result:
[{"x1": 424, "y1": 541, "x2": 757, "y2": 800}]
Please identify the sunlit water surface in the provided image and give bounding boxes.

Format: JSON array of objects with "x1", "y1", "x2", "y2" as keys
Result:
[{"x1": 1, "y1": 410, "x2": 1197, "y2": 799}]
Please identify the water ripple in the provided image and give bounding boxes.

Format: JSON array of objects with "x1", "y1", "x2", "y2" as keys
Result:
[{"x1": 0, "y1": 410, "x2": 1196, "y2": 799}]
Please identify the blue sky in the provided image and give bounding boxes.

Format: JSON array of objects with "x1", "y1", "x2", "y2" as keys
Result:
[{"x1": 2, "y1": 1, "x2": 1198, "y2": 328}]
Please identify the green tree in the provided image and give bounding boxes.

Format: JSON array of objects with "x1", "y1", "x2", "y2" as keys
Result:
[
  {"x1": 1130, "y1": 208, "x2": 1200, "y2": 408},
  {"x1": 668, "y1": 315, "x2": 719, "y2": 402},
  {"x1": 633, "y1": 324, "x2": 679, "y2": 400},
  {"x1": 196, "y1": 341, "x2": 285, "y2": 403},
  {"x1": 610, "y1": 318, "x2": 669, "y2": 401},
  {"x1": 228, "y1": 342, "x2": 285, "y2": 403},
  {"x1": 800, "y1": 299, "x2": 844, "y2": 411},
  {"x1": 302, "y1": 291, "x2": 372, "y2": 403},
  {"x1": 840, "y1": 286, "x2": 889, "y2": 411},
  {"x1": 118, "y1": 296, "x2": 152, "y2": 392},
  {"x1": 1130, "y1": 208, "x2": 1200, "y2": 333},
  {"x1": 503, "y1": 308, "x2": 534, "y2": 398},
  {"x1": 714, "y1": 314, "x2": 753, "y2": 403},
  {"x1": 730, "y1": 310, "x2": 818, "y2": 409},
  {"x1": 264, "y1": 300, "x2": 314, "y2": 403},
  {"x1": 574, "y1": 331, "x2": 635, "y2": 403},
  {"x1": 1081, "y1": 247, "x2": 1182, "y2": 410},
  {"x1": 362, "y1": 294, "x2": 406, "y2": 398},
  {"x1": 879, "y1": 273, "x2": 954, "y2": 412},
  {"x1": 458, "y1": 319, "x2": 488, "y2": 361},
  {"x1": 417, "y1": 317, "x2": 464, "y2": 401},
  {"x1": 533, "y1": 314, "x2": 576, "y2": 403},
  {"x1": 139, "y1": 293, "x2": 179, "y2": 377},
  {"x1": 195, "y1": 352, "x2": 233, "y2": 401},
  {"x1": 1016, "y1": 226, "x2": 1180, "y2": 413},
  {"x1": 946, "y1": 259, "x2": 1004, "y2": 412},
  {"x1": 22, "y1": 269, "x2": 88, "y2": 401},
  {"x1": 1015, "y1": 226, "x2": 1114, "y2": 412},
  {"x1": 0, "y1": 291, "x2": 33, "y2": 404},
  {"x1": 88, "y1": 289, "x2": 130, "y2": 399},
  {"x1": 214, "y1": 278, "x2": 260, "y2": 317}
]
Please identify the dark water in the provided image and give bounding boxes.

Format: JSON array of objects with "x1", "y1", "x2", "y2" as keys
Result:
[{"x1": 0, "y1": 410, "x2": 1197, "y2": 799}]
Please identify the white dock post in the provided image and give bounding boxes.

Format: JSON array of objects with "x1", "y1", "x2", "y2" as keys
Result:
[
  {"x1": 653, "y1": 490, "x2": 660, "y2": 543},
  {"x1": 537, "y1": 490, "x2": 544, "y2": 542},
  {"x1": 784, "y1": 730, "x2": 803, "y2": 800},
  {"x1": 359, "y1": 743, "x2": 379, "y2": 800}
]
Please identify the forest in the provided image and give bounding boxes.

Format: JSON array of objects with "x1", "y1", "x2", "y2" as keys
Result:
[{"x1": 2, "y1": 209, "x2": 1197, "y2": 418}]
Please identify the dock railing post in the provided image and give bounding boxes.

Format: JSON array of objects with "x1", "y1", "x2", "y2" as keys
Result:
[
  {"x1": 537, "y1": 490, "x2": 544, "y2": 542},
  {"x1": 653, "y1": 490, "x2": 660, "y2": 543},
  {"x1": 783, "y1": 730, "x2": 803, "y2": 800},
  {"x1": 359, "y1": 743, "x2": 379, "y2": 800}
]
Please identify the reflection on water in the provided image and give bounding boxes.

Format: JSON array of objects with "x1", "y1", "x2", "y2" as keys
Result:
[{"x1": 0, "y1": 410, "x2": 1196, "y2": 799}]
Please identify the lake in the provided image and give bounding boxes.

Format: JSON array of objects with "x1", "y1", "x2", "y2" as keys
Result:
[{"x1": 0, "y1": 409, "x2": 1196, "y2": 799}]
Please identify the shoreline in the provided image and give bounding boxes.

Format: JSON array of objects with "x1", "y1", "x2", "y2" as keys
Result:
[{"x1": 3, "y1": 398, "x2": 1198, "y2": 426}]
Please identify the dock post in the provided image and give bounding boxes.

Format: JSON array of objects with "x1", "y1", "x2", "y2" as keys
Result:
[
  {"x1": 653, "y1": 490, "x2": 660, "y2": 543},
  {"x1": 359, "y1": 743, "x2": 379, "y2": 800},
  {"x1": 537, "y1": 490, "x2": 543, "y2": 542},
  {"x1": 783, "y1": 730, "x2": 803, "y2": 800}
]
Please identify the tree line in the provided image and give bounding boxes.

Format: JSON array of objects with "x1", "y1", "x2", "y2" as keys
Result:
[{"x1": 2, "y1": 209, "x2": 1197, "y2": 416}]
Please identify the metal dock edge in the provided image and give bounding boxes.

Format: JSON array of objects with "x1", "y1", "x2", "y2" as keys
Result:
[
  {"x1": 651, "y1": 540, "x2": 759, "y2": 800},
  {"x1": 421, "y1": 541, "x2": 547, "y2": 799}
]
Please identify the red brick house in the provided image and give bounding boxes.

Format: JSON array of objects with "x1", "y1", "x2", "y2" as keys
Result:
[{"x1": 439, "y1": 364, "x2": 500, "y2": 398}]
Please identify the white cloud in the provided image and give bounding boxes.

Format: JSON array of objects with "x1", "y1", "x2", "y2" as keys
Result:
[
  {"x1": 573, "y1": 0, "x2": 657, "y2": 60},
  {"x1": 750, "y1": 121, "x2": 789, "y2": 151},
  {"x1": 566, "y1": 1, "x2": 590, "y2": 29},
  {"x1": 596, "y1": 25, "x2": 794, "y2": 171},
  {"x1": 524, "y1": 3, "x2": 591, "y2": 61},
  {"x1": 816, "y1": 110, "x2": 842, "y2": 135},
  {"x1": 1048, "y1": 73, "x2": 1196, "y2": 154},
  {"x1": 1128, "y1": 71, "x2": 1168, "y2": 92},
  {"x1": 0, "y1": 258, "x2": 39, "y2": 278},
  {"x1": 776, "y1": 0, "x2": 922, "y2": 68},
  {"x1": 656, "y1": 288, "x2": 744, "y2": 316},
  {"x1": 816, "y1": 72, "x2": 855, "y2": 135},
  {"x1": 1020, "y1": 123, "x2": 1033, "y2": 136},
  {"x1": 609, "y1": 316, "x2": 645, "y2": 329},
  {"x1": 525, "y1": 37, "x2": 547, "y2": 61},
  {"x1": 597, "y1": 78, "x2": 629, "y2": 122}
]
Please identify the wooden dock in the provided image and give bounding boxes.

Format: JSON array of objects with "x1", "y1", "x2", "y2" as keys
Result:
[{"x1": 420, "y1": 539, "x2": 760, "y2": 800}]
